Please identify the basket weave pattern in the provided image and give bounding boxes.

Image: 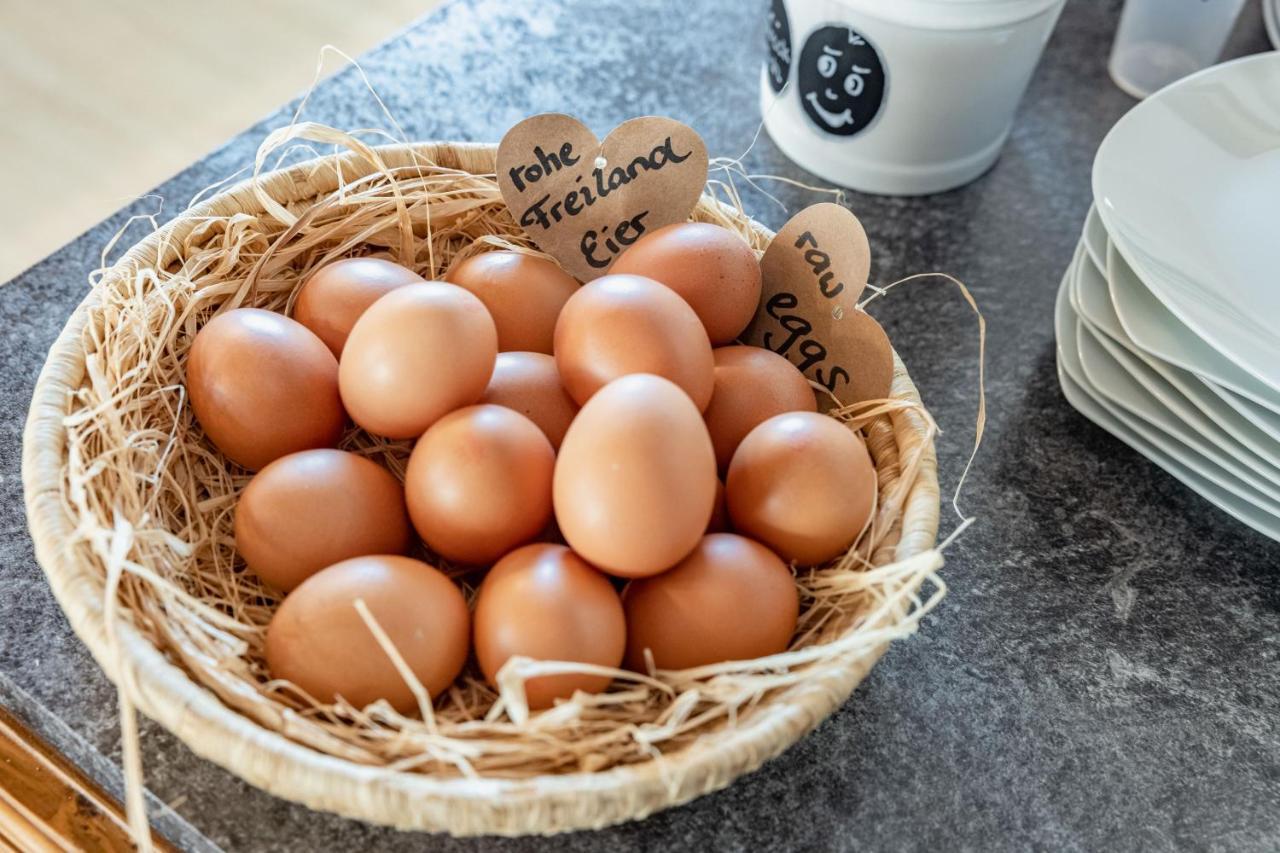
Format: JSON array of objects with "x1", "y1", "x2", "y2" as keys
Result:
[{"x1": 22, "y1": 142, "x2": 941, "y2": 835}]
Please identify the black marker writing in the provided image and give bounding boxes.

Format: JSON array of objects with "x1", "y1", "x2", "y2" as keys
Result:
[
  {"x1": 515, "y1": 136, "x2": 693, "y2": 231},
  {"x1": 580, "y1": 212, "x2": 650, "y2": 268},
  {"x1": 507, "y1": 142, "x2": 581, "y2": 192},
  {"x1": 794, "y1": 231, "x2": 845, "y2": 298},
  {"x1": 760, "y1": 292, "x2": 849, "y2": 392}
]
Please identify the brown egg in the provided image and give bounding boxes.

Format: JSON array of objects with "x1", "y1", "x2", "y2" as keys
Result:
[
  {"x1": 554, "y1": 374, "x2": 716, "y2": 577},
  {"x1": 707, "y1": 479, "x2": 730, "y2": 533},
  {"x1": 478, "y1": 352, "x2": 578, "y2": 449},
  {"x1": 473, "y1": 543, "x2": 625, "y2": 710},
  {"x1": 265, "y1": 555, "x2": 469, "y2": 712},
  {"x1": 553, "y1": 274, "x2": 714, "y2": 410},
  {"x1": 726, "y1": 412, "x2": 876, "y2": 565},
  {"x1": 623, "y1": 533, "x2": 798, "y2": 671},
  {"x1": 704, "y1": 345, "x2": 817, "y2": 472},
  {"x1": 449, "y1": 251, "x2": 579, "y2": 353},
  {"x1": 186, "y1": 308, "x2": 345, "y2": 471},
  {"x1": 405, "y1": 405, "x2": 554, "y2": 565},
  {"x1": 293, "y1": 257, "x2": 425, "y2": 356},
  {"x1": 339, "y1": 283, "x2": 497, "y2": 439},
  {"x1": 235, "y1": 449, "x2": 412, "y2": 592},
  {"x1": 610, "y1": 222, "x2": 762, "y2": 345}
]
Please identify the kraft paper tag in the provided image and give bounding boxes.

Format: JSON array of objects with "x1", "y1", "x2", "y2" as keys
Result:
[
  {"x1": 496, "y1": 113, "x2": 709, "y2": 281},
  {"x1": 742, "y1": 203, "x2": 893, "y2": 403}
]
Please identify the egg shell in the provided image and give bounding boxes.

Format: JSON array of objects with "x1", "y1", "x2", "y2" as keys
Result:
[
  {"x1": 623, "y1": 533, "x2": 798, "y2": 671},
  {"x1": 235, "y1": 449, "x2": 412, "y2": 592},
  {"x1": 554, "y1": 374, "x2": 717, "y2": 577},
  {"x1": 478, "y1": 352, "x2": 578, "y2": 449},
  {"x1": 186, "y1": 308, "x2": 345, "y2": 471},
  {"x1": 405, "y1": 405, "x2": 554, "y2": 565},
  {"x1": 265, "y1": 555, "x2": 469, "y2": 712},
  {"x1": 704, "y1": 345, "x2": 817, "y2": 472},
  {"x1": 473, "y1": 543, "x2": 625, "y2": 710},
  {"x1": 553, "y1": 274, "x2": 714, "y2": 410},
  {"x1": 293, "y1": 257, "x2": 426, "y2": 356},
  {"x1": 339, "y1": 283, "x2": 497, "y2": 439},
  {"x1": 726, "y1": 412, "x2": 876, "y2": 565},
  {"x1": 449, "y1": 251, "x2": 579, "y2": 354},
  {"x1": 609, "y1": 222, "x2": 762, "y2": 345}
]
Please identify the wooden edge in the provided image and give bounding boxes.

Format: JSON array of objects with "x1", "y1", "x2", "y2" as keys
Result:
[{"x1": 0, "y1": 706, "x2": 175, "y2": 852}]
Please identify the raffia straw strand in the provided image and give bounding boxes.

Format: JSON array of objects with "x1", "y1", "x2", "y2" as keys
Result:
[{"x1": 861, "y1": 272, "x2": 987, "y2": 522}]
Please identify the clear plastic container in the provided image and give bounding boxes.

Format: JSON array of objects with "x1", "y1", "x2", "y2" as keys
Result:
[
  {"x1": 1108, "y1": 0, "x2": 1249, "y2": 99},
  {"x1": 760, "y1": 0, "x2": 1066, "y2": 196}
]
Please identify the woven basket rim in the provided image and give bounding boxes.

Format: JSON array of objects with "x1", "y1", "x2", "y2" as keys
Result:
[{"x1": 21, "y1": 141, "x2": 941, "y2": 835}]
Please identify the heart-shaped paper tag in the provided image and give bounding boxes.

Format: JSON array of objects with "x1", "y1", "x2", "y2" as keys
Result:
[
  {"x1": 741, "y1": 203, "x2": 893, "y2": 404},
  {"x1": 496, "y1": 114, "x2": 709, "y2": 281}
]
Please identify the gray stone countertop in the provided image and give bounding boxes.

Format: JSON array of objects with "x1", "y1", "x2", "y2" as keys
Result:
[{"x1": 1, "y1": 1, "x2": 1276, "y2": 850}]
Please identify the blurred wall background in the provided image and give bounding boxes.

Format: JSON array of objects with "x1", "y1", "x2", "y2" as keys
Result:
[{"x1": 0, "y1": 0, "x2": 439, "y2": 282}]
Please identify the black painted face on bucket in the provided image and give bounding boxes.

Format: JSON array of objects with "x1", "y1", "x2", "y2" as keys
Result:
[
  {"x1": 764, "y1": 0, "x2": 792, "y2": 94},
  {"x1": 797, "y1": 26, "x2": 885, "y2": 137}
]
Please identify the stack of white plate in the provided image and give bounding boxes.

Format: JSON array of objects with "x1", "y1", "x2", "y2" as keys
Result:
[{"x1": 1056, "y1": 52, "x2": 1280, "y2": 540}]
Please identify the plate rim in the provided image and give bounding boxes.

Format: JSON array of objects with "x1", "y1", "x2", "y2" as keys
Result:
[
  {"x1": 1055, "y1": 270, "x2": 1280, "y2": 539},
  {"x1": 1091, "y1": 52, "x2": 1280, "y2": 394},
  {"x1": 1075, "y1": 241, "x2": 1280, "y2": 463}
]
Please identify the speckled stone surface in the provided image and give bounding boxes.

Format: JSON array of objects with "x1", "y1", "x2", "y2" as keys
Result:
[{"x1": 2, "y1": 1, "x2": 1277, "y2": 850}]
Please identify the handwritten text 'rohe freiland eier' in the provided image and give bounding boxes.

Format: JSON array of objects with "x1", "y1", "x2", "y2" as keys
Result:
[{"x1": 496, "y1": 114, "x2": 709, "y2": 281}]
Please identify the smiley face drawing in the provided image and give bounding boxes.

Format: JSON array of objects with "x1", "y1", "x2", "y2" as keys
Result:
[{"x1": 798, "y1": 25, "x2": 886, "y2": 137}]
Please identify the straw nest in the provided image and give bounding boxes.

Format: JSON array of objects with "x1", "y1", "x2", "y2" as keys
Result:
[{"x1": 23, "y1": 134, "x2": 944, "y2": 835}]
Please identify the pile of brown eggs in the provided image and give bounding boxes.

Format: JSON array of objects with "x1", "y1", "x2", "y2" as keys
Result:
[{"x1": 186, "y1": 223, "x2": 878, "y2": 713}]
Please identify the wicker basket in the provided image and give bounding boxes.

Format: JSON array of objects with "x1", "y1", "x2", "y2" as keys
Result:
[{"x1": 22, "y1": 141, "x2": 941, "y2": 836}]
